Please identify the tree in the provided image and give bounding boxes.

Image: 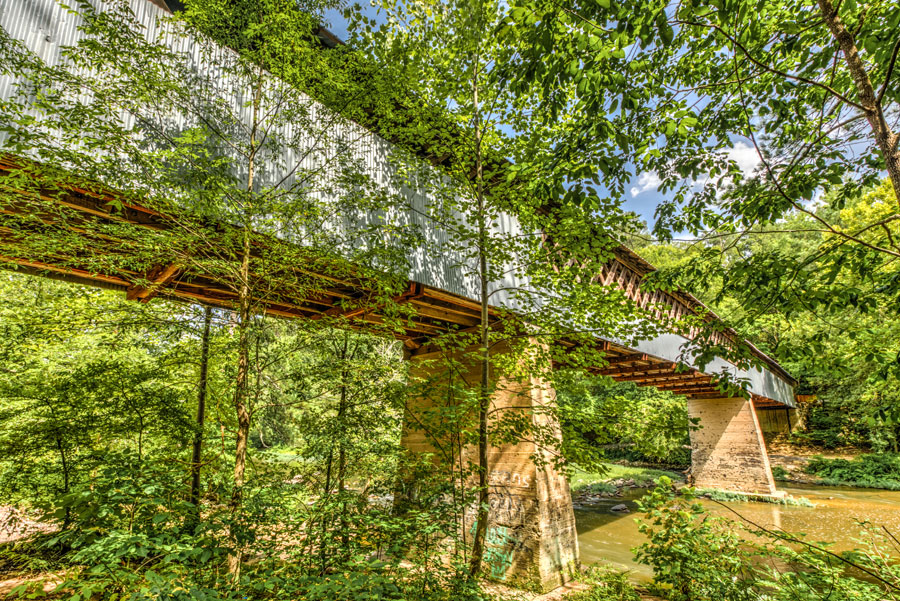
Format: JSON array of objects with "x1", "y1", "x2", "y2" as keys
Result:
[
  {"x1": 618, "y1": 179, "x2": 900, "y2": 451},
  {"x1": 348, "y1": 0, "x2": 662, "y2": 576},
  {"x1": 188, "y1": 306, "x2": 213, "y2": 522},
  {"x1": 503, "y1": 0, "x2": 899, "y2": 380},
  {"x1": 0, "y1": 273, "x2": 198, "y2": 521}
]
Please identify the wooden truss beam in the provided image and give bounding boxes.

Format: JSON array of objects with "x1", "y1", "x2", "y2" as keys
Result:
[
  {"x1": 126, "y1": 263, "x2": 181, "y2": 302},
  {"x1": 615, "y1": 371, "x2": 709, "y2": 385},
  {"x1": 657, "y1": 381, "x2": 723, "y2": 394},
  {"x1": 597, "y1": 362, "x2": 681, "y2": 378},
  {"x1": 602, "y1": 353, "x2": 649, "y2": 367}
]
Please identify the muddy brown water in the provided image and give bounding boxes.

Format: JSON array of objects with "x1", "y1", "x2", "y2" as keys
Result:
[{"x1": 574, "y1": 484, "x2": 900, "y2": 581}]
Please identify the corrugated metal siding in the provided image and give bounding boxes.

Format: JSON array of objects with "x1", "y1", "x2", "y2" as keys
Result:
[
  {"x1": 0, "y1": 0, "x2": 500, "y2": 301},
  {"x1": 0, "y1": 0, "x2": 794, "y2": 405}
]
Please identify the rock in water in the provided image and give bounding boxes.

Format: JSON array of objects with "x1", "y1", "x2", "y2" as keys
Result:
[{"x1": 610, "y1": 504, "x2": 629, "y2": 513}]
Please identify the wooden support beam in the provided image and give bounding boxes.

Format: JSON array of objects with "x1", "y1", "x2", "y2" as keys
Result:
[
  {"x1": 126, "y1": 263, "x2": 181, "y2": 302},
  {"x1": 422, "y1": 286, "x2": 496, "y2": 314},
  {"x1": 402, "y1": 337, "x2": 421, "y2": 350},
  {"x1": 410, "y1": 303, "x2": 480, "y2": 327},
  {"x1": 657, "y1": 382, "x2": 723, "y2": 394},
  {"x1": 409, "y1": 297, "x2": 481, "y2": 320},
  {"x1": 553, "y1": 340, "x2": 612, "y2": 369},
  {"x1": 597, "y1": 362, "x2": 679, "y2": 378},
  {"x1": 616, "y1": 371, "x2": 708, "y2": 385},
  {"x1": 0, "y1": 254, "x2": 134, "y2": 286},
  {"x1": 601, "y1": 353, "x2": 649, "y2": 367},
  {"x1": 313, "y1": 282, "x2": 424, "y2": 321}
]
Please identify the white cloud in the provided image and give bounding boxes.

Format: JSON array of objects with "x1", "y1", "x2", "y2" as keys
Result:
[
  {"x1": 627, "y1": 141, "x2": 760, "y2": 200},
  {"x1": 727, "y1": 141, "x2": 761, "y2": 178},
  {"x1": 630, "y1": 172, "x2": 662, "y2": 197}
]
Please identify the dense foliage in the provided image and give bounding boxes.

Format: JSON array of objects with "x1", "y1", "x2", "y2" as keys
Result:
[
  {"x1": 1, "y1": 0, "x2": 899, "y2": 597},
  {"x1": 632, "y1": 180, "x2": 900, "y2": 451},
  {"x1": 557, "y1": 380, "x2": 692, "y2": 468},
  {"x1": 0, "y1": 273, "x2": 492, "y2": 600},
  {"x1": 804, "y1": 454, "x2": 900, "y2": 489}
]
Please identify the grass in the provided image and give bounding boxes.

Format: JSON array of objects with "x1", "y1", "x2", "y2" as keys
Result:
[
  {"x1": 812, "y1": 477, "x2": 900, "y2": 490},
  {"x1": 570, "y1": 463, "x2": 684, "y2": 492},
  {"x1": 696, "y1": 488, "x2": 815, "y2": 507}
]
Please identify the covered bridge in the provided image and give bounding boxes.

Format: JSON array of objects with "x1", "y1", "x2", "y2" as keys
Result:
[{"x1": 0, "y1": 0, "x2": 795, "y2": 589}]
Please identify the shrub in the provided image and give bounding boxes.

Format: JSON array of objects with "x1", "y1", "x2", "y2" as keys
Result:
[
  {"x1": 635, "y1": 480, "x2": 900, "y2": 601},
  {"x1": 804, "y1": 454, "x2": 900, "y2": 489},
  {"x1": 571, "y1": 566, "x2": 640, "y2": 601},
  {"x1": 634, "y1": 478, "x2": 755, "y2": 601},
  {"x1": 771, "y1": 465, "x2": 790, "y2": 481}
]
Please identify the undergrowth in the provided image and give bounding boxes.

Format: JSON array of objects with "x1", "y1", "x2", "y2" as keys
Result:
[
  {"x1": 771, "y1": 466, "x2": 790, "y2": 481},
  {"x1": 636, "y1": 478, "x2": 900, "y2": 601},
  {"x1": 804, "y1": 454, "x2": 900, "y2": 490},
  {"x1": 570, "y1": 566, "x2": 641, "y2": 601}
]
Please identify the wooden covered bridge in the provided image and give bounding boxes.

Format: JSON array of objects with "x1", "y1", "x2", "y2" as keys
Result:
[{"x1": 0, "y1": 0, "x2": 796, "y2": 590}]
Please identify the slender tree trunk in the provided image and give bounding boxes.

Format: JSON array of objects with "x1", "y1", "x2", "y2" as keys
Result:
[
  {"x1": 469, "y1": 55, "x2": 490, "y2": 579},
  {"x1": 54, "y1": 431, "x2": 71, "y2": 528},
  {"x1": 137, "y1": 412, "x2": 144, "y2": 463},
  {"x1": 337, "y1": 335, "x2": 349, "y2": 551},
  {"x1": 320, "y1": 448, "x2": 333, "y2": 574},
  {"x1": 227, "y1": 68, "x2": 263, "y2": 582},
  {"x1": 189, "y1": 306, "x2": 212, "y2": 521},
  {"x1": 817, "y1": 0, "x2": 900, "y2": 203},
  {"x1": 227, "y1": 229, "x2": 252, "y2": 581}
]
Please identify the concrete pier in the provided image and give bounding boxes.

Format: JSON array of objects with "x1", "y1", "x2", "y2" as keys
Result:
[
  {"x1": 687, "y1": 397, "x2": 779, "y2": 496},
  {"x1": 400, "y1": 342, "x2": 578, "y2": 591}
]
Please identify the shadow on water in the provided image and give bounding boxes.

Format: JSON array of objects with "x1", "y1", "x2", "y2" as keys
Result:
[{"x1": 574, "y1": 484, "x2": 900, "y2": 582}]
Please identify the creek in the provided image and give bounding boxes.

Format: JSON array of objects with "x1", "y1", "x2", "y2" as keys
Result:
[{"x1": 574, "y1": 483, "x2": 900, "y2": 580}]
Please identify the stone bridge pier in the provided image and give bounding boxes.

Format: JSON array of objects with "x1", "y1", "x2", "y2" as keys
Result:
[
  {"x1": 399, "y1": 341, "x2": 579, "y2": 591},
  {"x1": 687, "y1": 396, "x2": 779, "y2": 496}
]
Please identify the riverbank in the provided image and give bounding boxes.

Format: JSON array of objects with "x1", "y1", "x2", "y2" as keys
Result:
[
  {"x1": 570, "y1": 463, "x2": 685, "y2": 507},
  {"x1": 767, "y1": 444, "x2": 900, "y2": 490},
  {"x1": 487, "y1": 566, "x2": 665, "y2": 601},
  {"x1": 574, "y1": 481, "x2": 900, "y2": 580}
]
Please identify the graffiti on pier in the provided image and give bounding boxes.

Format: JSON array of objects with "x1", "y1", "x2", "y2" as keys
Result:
[
  {"x1": 488, "y1": 469, "x2": 532, "y2": 488},
  {"x1": 488, "y1": 490, "x2": 538, "y2": 524},
  {"x1": 469, "y1": 523, "x2": 527, "y2": 580},
  {"x1": 484, "y1": 525, "x2": 517, "y2": 579}
]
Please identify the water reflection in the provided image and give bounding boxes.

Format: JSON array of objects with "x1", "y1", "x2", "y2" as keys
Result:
[{"x1": 574, "y1": 484, "x2": 900, "y2": 581}]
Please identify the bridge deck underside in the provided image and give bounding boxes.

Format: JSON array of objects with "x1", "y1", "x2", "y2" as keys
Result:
[{"x1": 0, "y1": 155, "x2": 788, "y2": 403}]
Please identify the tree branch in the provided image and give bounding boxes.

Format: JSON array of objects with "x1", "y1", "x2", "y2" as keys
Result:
[{"x1": 676, "y1": 19, "x2": 867, "y2": 111}]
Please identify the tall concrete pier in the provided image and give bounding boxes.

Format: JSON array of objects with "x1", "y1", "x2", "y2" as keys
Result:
[{"x1": 401, "y1": 341, "x2": 578, "y2": 590}]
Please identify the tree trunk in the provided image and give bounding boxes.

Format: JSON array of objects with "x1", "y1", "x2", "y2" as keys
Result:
[
  {"x1": 468, "y1": 54, "x2": 490, "y2": 579},
  {"x1": 227, "y1": 68, "x2": 263, "y2": 582},
  {"x1": 817, "y1": 0, "x2": 900, "y2": 204},
  {"x1": 320, "y1": 447, "x2": 333, "y2": 574},
  {"x1": 189, "y1": 306, "x2": 212, "y2": 524},
  {"x1": 54, "y1": 430, "x2": 71, "y2": 529},
  {"x1": 227, "y1": 229, "x2": 252, "y2": 581},
  {"x1": 338, "y1": 334, "x2": 349, "y2": 551}
]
